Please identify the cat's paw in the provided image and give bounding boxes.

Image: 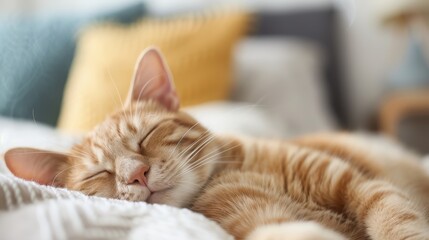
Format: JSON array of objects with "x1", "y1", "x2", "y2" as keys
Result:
[{"x1": 246, "y1": 222, "x2": 346, "y2": 240}]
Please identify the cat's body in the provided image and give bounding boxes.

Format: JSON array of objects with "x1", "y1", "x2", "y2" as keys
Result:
[
  {"x1": 5, "y1": 48, "x2": 429, "y2": 240},
  {"x1": 193, "y1": 133, "x2": 429, "y2": 239}
]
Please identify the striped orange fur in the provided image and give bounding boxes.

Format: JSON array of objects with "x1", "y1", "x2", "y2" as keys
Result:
[
  {"x1": 193, "y1": 134, "x2": 429, "y2": 239},
  {"x1": 5, "y1": 48, "x2": 429, "y2": 240}
]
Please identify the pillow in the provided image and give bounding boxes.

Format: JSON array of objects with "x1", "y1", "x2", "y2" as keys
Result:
[
  {"x1": 232, "y1": 37, "x2": 338, "y2": 137},
  {"x1": 58, "y1": 10, "x2": 250, "y2": 133},
  {"x1": 0, "y1": 3, "x2": 146, "y2": 126}
]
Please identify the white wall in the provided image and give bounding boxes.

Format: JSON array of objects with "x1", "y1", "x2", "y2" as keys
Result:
[{"x1": 339, "y1": 1, "x2": 408, "y2": 128}]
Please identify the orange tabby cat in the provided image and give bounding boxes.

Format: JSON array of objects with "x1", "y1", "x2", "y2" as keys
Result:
[{"x1": 5, "y1": 48, "x2": 429, "y2": 240}]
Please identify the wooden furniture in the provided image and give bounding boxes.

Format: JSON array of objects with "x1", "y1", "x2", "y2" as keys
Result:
[{"x1": 379, "y1": 90, "x2": 429, "y2": 154}]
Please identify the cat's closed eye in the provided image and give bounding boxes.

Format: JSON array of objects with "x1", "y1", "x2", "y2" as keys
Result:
[
  {"x1": 82, "y1": 170, "x2": 111, "y2": 181},
  {"x1": 139, "y1": 120, "x2": 172, "y2": 147}
]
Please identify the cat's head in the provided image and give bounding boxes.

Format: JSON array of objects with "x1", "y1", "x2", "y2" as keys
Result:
[{"x1": 5, "y1": 47, "x2": 224, "y2": 207}]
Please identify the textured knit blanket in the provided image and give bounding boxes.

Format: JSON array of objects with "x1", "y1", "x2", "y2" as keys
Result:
[{"x1": 0, "y1": 174, "x2": 232, "y2": 240}]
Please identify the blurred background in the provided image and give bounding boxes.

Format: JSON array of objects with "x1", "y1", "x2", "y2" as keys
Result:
[{"x1": 0, "y1": 0, "x2": 428, "y2": 154}]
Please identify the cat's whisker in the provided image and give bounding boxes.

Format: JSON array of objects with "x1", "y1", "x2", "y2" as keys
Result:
[
  {"x1": 71, "y1": 148, "x2": 89, "y2": 158},
  {"x1": 184, "y1": 136, "x2": 229, "y2": 165},
  {"x1": 176, "y1": 140, "x2": 240, "y2": 177},
  {"x1": 7, "y1": 150, "x2": 83, "y2": 160},
  {"x1": 50, "y1": 163, "x2": 88, "y2": 186},
  {"x1": 130, "y1": 73, "x2": 172, "y2": 135},
  {"x1": 170, "y1": 131, "x2": 209, "y2": 176},
  {"x1": 175, "y1": 129, "x2": 211, "y2": 160},
  {"x1": 184, "y1": 134, "x2": 217, "y2": 161},
  {"x1": 165, "y1": 131, "x2": 213, "y2": 178},
  {"x1": 170, "y1": 133, "x2": 216, "y2": 178},
  {"x1": 177, "y1": 158, "x2": 239, "y2": 178},
  {"x1": 179, "y1": 153, "x2": 237, "y2": 177},
  {"x1": 107, "y1": 71, "x2": 133, "y2": 123},
  {"x1": 31, "y1": 109, "x2": 39, "y2": 128},
  {"x1": 134, "y1": 73, "x2": 162, "y2": 116},
  {"x1": 166, "y1": 122, "x2": 201, "y2": 161},
  {"x1": 222, "y1": 97, "x2": 268, "y2": 117},
  {"x1": 184, "y1": 156, "x2": 235, "y2": 175},
  {"x1": 69, "y1": 146, "x2": 88, "y2": 155},
  {"x1": 170, "y1": 142, "x2": 227, "y2": 178},
  {"x1": 175, "y1": 178, "x2": 202, "y2": 189},
  {"x1": 197, "y1": 140, "x2": 238, "y2": 164},
  {"x1": 68, "y1": 153, "x2": 87, "y2": 160},
  {"x1": 171, "y1": 127, "x2": 210, "y2": 157},
  {"x1": 175, "y1": 157, "x2": 240, "y2": 188},
  {"x1": 69, "y1": 153, "x2": 90, "y2": 162},
  {"x1": 176, "y1": 156, "x2": 240, "y2": 179},
  {"x1": 78, "y1": 181, "x2": 108, "y2": 196},
  {"x1": 67, "y1": 149, "x2": 89, "y2": 160},
  {"x1": 168, "y1": 131, "x2": 220, "y2": 178}
]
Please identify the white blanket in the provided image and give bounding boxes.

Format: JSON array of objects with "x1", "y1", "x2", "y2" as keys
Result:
[{"x1": 0, "y1": 174, "x2": 232, "y2": 240}]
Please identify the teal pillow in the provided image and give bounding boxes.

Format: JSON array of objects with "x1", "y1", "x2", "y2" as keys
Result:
[{"x1": 0, "y1": 4, "x2": 145, "y2": 126}]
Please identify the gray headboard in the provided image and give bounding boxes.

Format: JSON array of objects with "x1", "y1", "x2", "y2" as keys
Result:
[{"x1": 251, "y1": 7, "x2": 345, "y2": 127}]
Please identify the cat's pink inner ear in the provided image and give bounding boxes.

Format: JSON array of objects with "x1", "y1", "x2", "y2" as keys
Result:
[
  {"x1": 126, "y1": 47, "x2": 180, "y2": 111},
  {"x1": 5, "y1": 148, "x2": 68, "y2": 186}
]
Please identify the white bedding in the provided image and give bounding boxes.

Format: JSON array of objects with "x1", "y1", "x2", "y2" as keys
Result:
[
  {"x1": 0, "y1": 103, "x2": 282, "y2": 239},
  {"x1": 0, "y1": 174, "x2": 232, "y2": 240}
]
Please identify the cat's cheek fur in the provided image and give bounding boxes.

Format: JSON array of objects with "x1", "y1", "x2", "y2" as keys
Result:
[{"x1": 150, "y1": 171, "x2": 200, "y2": 207}]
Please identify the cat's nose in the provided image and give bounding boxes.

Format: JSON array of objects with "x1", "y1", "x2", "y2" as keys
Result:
[{"x1": 127, "y1": 164, "x2": 150, "y2": 187}]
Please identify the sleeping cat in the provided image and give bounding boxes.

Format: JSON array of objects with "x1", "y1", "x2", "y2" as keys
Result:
[{"x1": 5, "y1": 47, "x2": 429, "y2": 240}]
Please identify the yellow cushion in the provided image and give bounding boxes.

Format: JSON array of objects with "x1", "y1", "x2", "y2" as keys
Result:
[{"x1": 58, "y1": 11, "x2": 250, "y2": 133}]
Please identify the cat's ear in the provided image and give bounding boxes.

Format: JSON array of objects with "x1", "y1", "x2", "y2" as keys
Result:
[
  {"x1": 125, "y1": 47, "x2": 180, "y2": 111},
  {"x1": 5, "y1": 148, "x2": 68, "y2": 186}
]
